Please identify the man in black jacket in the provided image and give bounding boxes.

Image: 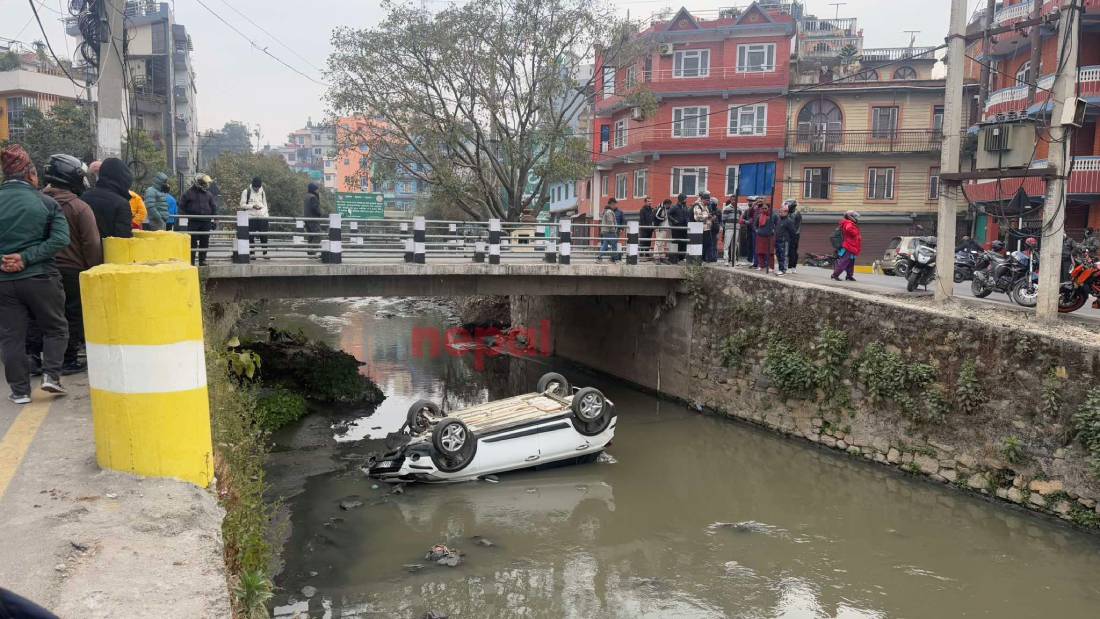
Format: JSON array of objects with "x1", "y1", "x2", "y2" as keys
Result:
[
  {"x1": 638, "y1": 196, "x2": 655, "y2": 259},
  {"x1": 81, "y1": 157, "x2": 134, "y2": 239},
  {"x1": 180, "y1": 175, "x2": 217, "y2": 266},
  {"x1": 668, "y1": 193, "x2": 689, "y2": 264},
  {"x1": 787, "y1": 200, "x2": 802, "y2": 271},
  {"x1": 304, "y1": 183, "x2": 322, "y2": 258}
]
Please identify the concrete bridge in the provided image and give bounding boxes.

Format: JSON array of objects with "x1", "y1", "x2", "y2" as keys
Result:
[{"x1": 202, "y1": 262, "x2": 686, "y2": 301}]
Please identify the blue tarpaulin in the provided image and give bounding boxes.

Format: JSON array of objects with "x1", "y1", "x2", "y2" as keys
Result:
[{"x1": 738, "y1": 162, "x2": 776, "y2": 197}]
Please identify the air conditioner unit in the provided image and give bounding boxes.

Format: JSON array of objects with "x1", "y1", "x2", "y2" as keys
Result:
[
  {"x1": 630, "y1": 107, "x2": 644, "y2": 121},
  {"x1": 976, "y1": 119, "x2": 1037, "y2": 170},
  {"x1": 658, "y1": 43, "x2": 675, "y2": 56}
]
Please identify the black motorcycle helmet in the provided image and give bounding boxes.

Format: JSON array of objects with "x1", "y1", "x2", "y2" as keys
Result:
[
  {"x1": 991, "y1": 240, "x2": 1005, "y2": 252},
  {"x1": 43, "y1": 154, "x2": 87, "y2": 193}
]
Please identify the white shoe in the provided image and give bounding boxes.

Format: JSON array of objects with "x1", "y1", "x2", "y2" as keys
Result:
[
  {"x1": 41, "y1": 375, "x2": 65, "y2": 394},
  {"x1": 8, "y1": 393, "x2": 31, "y2": 405},
  {"x1": 778, "y1": 271, "x2": 786, "y2": 276}
]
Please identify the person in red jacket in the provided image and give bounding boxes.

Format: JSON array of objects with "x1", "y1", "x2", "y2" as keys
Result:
[{"x1": 831, "y1": 211, "x2": 862, "y2": 281}]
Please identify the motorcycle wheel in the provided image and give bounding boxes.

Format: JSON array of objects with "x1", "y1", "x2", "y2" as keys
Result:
[
  {"x1": 1010, "y1": 278, "x2": 1039, "y2": 308},
  {"x1": 906, "y1": 270, "x2": 920, "y2": 292},
  {"x1": 953, "y1": 268, "x2": 967, "y2": 284},
  {"x1": 894, "y1": 261, "x2": 910, "y2": 278},
  {"x1": 971, "y1": 277, "x2": 992, "y2": 298},
  {"x1": 1058, "y1": 286, "x2": 1088, "y2": 314}
]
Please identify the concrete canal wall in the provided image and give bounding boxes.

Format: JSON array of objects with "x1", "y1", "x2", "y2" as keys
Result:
[{"x1": 513, "y1": 268, "x2": 1100, "y2": 529}]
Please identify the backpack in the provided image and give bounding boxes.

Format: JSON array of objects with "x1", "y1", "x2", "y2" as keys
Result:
[
  {"x1": 654, "y1": 204, "x2": 668, "y2": 222},
  {"x1": 830, "y1": 226, "x2": 843, "y2": 250}
]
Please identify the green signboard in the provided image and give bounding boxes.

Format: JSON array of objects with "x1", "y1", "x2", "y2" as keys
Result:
[{"x1": 336, "y1": 192, "x2": 385, "y2": 219}]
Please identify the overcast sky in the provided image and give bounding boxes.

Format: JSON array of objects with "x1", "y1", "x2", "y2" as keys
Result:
[{"x1": 2, "y1": 0, "x2": 974, "y2": 149}]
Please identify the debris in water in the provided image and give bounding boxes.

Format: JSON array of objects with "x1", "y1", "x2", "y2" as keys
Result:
[
  {"x1": 470, "y1": 535, "x2": 494, "y2": 547},
  {"x1": 421, "y1": 612, "x2": 448, "y2": 619},
  {"x1": 371, "y1": 485, "x2": 379, "y2": 490},
  {"x1": 391, "y1": 484, "x2": 405, "y2": 495},
  {"x1": 597, "y1": 453, "x2": 618, "y2": 464},
  {"x1": 482, "y1": 475, "x2": 500, "y2": 483},
  {"x1": 425, "y1": 544, "x2": 463, "y2": 567},
  {"x1": 339, "y1": 499, "x2": 364, "y2": 511},
  {"x1": 404, "y1": 564, "x2": 425, "y2": 573},
  {"x1": 706, "y1": 520, "x2": 781, "y2": 535},
  {"x1": 300, "y1": 585, "x2": 317, "y2": 598}
]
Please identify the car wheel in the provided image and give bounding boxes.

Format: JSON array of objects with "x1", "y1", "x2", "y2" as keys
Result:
[
  {"x1": 536, "y1": 372, "x2": 571, "y2": 397},
  {"x1": 406, "y1": 400, "x2": 443, "y2": 434},
  {"x1": 431, "y1": 418, "x2": 477, "y2": 473},
  {"x1": 570, "y1": 387, "x2": 613, "y2": 437}
]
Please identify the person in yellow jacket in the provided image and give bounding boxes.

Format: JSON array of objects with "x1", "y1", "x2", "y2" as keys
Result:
[{"x1": 128, "y1": 190, "x2": 147, "y2": 229}]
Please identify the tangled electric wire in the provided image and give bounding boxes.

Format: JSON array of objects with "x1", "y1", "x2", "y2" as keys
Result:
[{"x1": 68, "y1": 0, "x2": 101, "y2": 69}]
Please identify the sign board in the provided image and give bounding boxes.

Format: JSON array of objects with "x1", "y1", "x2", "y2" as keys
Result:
[{"x1": 336, "y1": 192, "x2": 385, "y2": 219}]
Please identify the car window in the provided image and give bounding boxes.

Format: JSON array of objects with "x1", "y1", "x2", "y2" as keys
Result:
[{"x1": 886, "y1": 237, "x2": 901, "y2": 251}]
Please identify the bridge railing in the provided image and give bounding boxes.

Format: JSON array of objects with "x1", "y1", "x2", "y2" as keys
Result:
[{"x1": 174, "y1": 214, "x2": 708, "y2": 266}]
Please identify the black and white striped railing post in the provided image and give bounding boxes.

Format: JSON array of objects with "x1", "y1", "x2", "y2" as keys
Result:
[
  {"x1": 687, "y1": 222, "x2": 704, "y2": 265},
  {"x1": 414, "y1": 216, "x2": 426, "y2": 264},
  {"x1": 473, "y1": 240, "x2": 486, "y2": 263},
  {"x1": 627, "y1": 221, "x2": 639, "y2": 265},
  {"x1": 402, "y1": 222, "x2": 413, "y2": 263},
  {"x1": 535, "y1": 225, "x2": 546, "y2": 254},
  {"x1": 558, "y1": 220, "x2": 571, "y2": 265},
  {"x1": 232, "y1": 211, "x2": 250, "y2": 264},
  {"x1": 488, "y1": 219, "x2": 501, "y2": 265},
  {"x1": 323, "y1": 213, "x2": 342, "y2": 264},
  {"x1": 448, "y1": 223, "x2": 458, "y2": 252},
  {"x1": 293, "y1": 219, "x2": 305, "y2": 246},
  {"x1": 543, "y1": 225, "x2": 557, "y2": 263}
]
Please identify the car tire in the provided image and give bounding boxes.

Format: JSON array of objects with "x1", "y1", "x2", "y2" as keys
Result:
[
  {"x1": 570, "y1": 387, "x2": 613, "y2": 437},
  {"x1": 536, "y1": 372, "x2": 571, "y2": 397},
  {"x1": 406, "y1": 400, "x2": 443, "y2": 434},
  {"x1": 431, "y1": 418, "x2": 476, "y2": 473}
]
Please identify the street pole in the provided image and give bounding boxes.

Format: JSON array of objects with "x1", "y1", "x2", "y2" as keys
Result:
[
  {"x1": 977, "y1": 0, "x2": 995, "y2": 107},
  {"x1": 96, "y1": 0, "x2": 126, "y2": 159},
  {"x1": 1027, "y1": 0, "x2": 1044, "y2": 104},
  {"x1": 1036, "y1": 0, "x2": 1080, "y2": 320},
  {"x1": 934, "y1": 0, "x2": 968, "y2": 302}
]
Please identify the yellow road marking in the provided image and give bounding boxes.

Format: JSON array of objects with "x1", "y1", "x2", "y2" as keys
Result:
[{"x1": 0, "y1": 392, "x2": 53, "y2": 499}]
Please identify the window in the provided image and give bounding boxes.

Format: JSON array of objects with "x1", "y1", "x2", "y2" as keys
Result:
[
  {"x1": 737, "y1": 43, "x2": 776, "y2": 72},
  {"x1": 893, "y1": 66, "x2": 917, "y2": 80},
  {"x1": 932, "y1": 106, "x2": 945, "y2": 135},
  {"x1": 854, "y1": 69, "x2": 879, "y2": 81},
  {"x1": 796, "y1": 98, "x2": 843, "y2": 146},
  {"x1": 643, "y1": 55, "x2": 653, "y2": 83},
  {"x1": 602, "y1": 66, "x2": 615, "y2": 96},
  {"x1": 673, "y1": 49, "x2": 710, "y2": 78},
  {"x1": 871, "y1": 106, "x2": 899, "y2": 138},
  {"x1": 672, "y1": 107, "x2": 709, "y2": 137},
  {"x1": 928, "y1": 167, "x2": 940, "y2": 200},
  {"x1": 616, "y1": 174, "x2": 628, "y2": 200},
  {"x1": 1015, "y1": 61, "x2": 1030, "y2": 86},
  {"x1": 730, "y1": 104, "x2": 767, "y2": 136},
  {"x1": 867, "y1": 167, "x2": 895, "y2": 200},
  {"x1": 725, "y1": 166, "x2": 738, "y2": 197},
  {"x1": 803, "y1": 167, "x2": 830, "y2": 200},
  {"x1": 625, "y1": 66, "x2": 637, "y2": 89},
  {"x1": 600, "y1": 174, "x2": 609, "y2": 196},
  {"x1": 296, "y1": 136, "x2": 305, "y2": 144},
  {"x1": 634, "y1": 169, "x2": 648, "y2": 198},
  {"x1": 671, "y1": 167, "x2": 707, "y2": 196},
  {"x1": 314, "y1": 148, "x2": 322, "y2": 155},
  {"x1": 614, "y1": 118, "x2": 628, "y2": 148}
]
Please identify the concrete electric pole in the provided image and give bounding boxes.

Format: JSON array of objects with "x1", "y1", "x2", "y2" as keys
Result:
[
  {"x1": 1036, "y1": 0, "x2": 1080, "y2": 320},
  {"x1": 933, "y1": 0, "x2": 968, "y2": 302},
  {"x1": 96, "y1": 0, "x2": 126, "y2": 159}
]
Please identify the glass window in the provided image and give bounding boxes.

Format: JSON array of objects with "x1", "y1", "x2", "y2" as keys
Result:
[
  {"x1": 1015, "y1": 61, "x2": 1030, "y2": 86},
  {"x1": 616, "y1": 174, "x2": 628, "y2": 200},
  {"x1": 928, "y1": 168, "x2": 940, "y2": 200},
  {"x1": 932, "y1": 106, "x2": 945, "y2": 135},
  {"x1": 893, "y1": 66, "x2": 917, "y2": 80},
  {"x1": 725, "y1": 166, "x2": 738, "y2": 197},
  {"x1": 671, "y1": 167, "x2": 707, "y2": 196},
  {"x1": 803, "y1": 167, "x2": 830, "y2": 200},
  {"x1": 855, "y1": 68, "x2": 879, "y2": 81},
  {"x1": 867, "y1": 167, "x2": 895, "y2": 200},
  {"x1": 871, "y1": 106, "x2": 899, "y2": 138},
  {"x1": 673, "y1": 50, "x2": 710, "y2": 78},
  {"x1": 634, "y1": 169, "x2": 648, "y2": 198},
  {"x1": 600, "y1": 174, "x2": 609, "y2": 196},
  {"x1": 672, "y1": 106, "x2": 709, "y2": 137},
  {"x1": 737, "y1": 43, "x2": 776, "y2": 72},
  {"x1": 614, "y1": 118, "x2": 628, "y2": 148},
  {"x1": 625, "y1": 66, "x2": 637, "y2": 89},
  {"x1": 730, "y1": 104, "x2": 767, "y2": 136},
  {"x1": 602, "y1": 66, "x2": 615, "y2": 96}
]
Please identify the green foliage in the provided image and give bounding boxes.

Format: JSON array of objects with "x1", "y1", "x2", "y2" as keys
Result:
[
  {"x1": 764, "y1": 337, "x2": 819, "y2": 398},
  {"x1": 234, "y1": 570, "x2": 274, "y2": 619},
  {"x1": 813, "y1": 327, "x2": 849, "y2": 400},
  {"x1": 684, "y1": 265, "x2": 706, "y2": 301},
  {"x1": 199, "y1": 121, "x2": 253, "y2": 167},
  {"x1": 921, "y1": 384, "x2": 950, "y2": 425},
  {"x1": 207, "y1": 152, "x2": 334, "y2": 217},
  {"x1": 855, "y1": 343, "x2": 939, "y2": 421},
  {"x1": 624, "y1": 86, "x2": 659, "y2": 119},
  {"x1": 2, "y1": 103, "x2": 94, "y2": 176},
  {"x1": 720, "y1": 329, "x2": 754, "y2": 369},
  {"x1": 1069, "y1": 502, "x2": 1100, "y2": 528},
  {"x1": 1072, "y1": 388, "x2": 1100, "y2": 477},
  {"x1": 838, "y1": 43, "x2": 859, "y2": 65},
  {"x1": 122, "y1": 128, "x2": 168, "y2": 190},
  {"x1": 1001, "y1": 436, "x2": 1026, "y2": 465},
  {"x1": 1040, "y1": 368, "x2": 1065, "y2": 419},
  {"x1": 0, "y1": 51, "x2": 20, "y2": 71},
  {"x1": 255, "y1": 389, "x2": 309, "y2": 432},
  {"x1": 954, "y1": 360, "x2": 986, "y2": 416}
]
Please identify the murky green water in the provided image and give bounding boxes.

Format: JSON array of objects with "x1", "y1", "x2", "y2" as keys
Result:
[{"x1": 267, "y1": 298, "x2": 1100, "y2": 619}]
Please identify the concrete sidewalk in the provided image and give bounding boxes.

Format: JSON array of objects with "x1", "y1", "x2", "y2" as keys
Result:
[{"x1": 0, "y1": 372, "x2": 230, "y2": 618}]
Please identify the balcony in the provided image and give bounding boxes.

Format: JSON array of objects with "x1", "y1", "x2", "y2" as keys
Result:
[
  {"x1": 595, "y1": 123, "x2": 784, "y2": 165},
  {"x1": 860, "y1": 47, "x2": 938, "y2": 62},
  {"x1": 963, "y1": 157, "x2": 1100, "y2": 203},
  {"x1": 786, "y1": 129, "x2": 943, "y2": 154},
  {"x1": 984, "y1": 66, "x2": 1100, "y2": 119},
  {"x1": 595, "y1": 67, "x2": 787, "y2": 114},
  {"x1": 801, "y1": 18, "x2": 858, "y2": 37}
]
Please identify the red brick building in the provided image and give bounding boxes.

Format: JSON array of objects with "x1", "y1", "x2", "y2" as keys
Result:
[{"x1": 591, "y1": 4, "x2": 796, "y2": 216}]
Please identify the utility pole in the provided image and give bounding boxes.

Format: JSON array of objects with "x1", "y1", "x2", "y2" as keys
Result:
[
  {"x1": 1036, "y1": 0, "x2": 1080, "y2": 320},
  {"x1": 934, "y1": 0, "x2": 968, "y2": 302},
  {"x1": 977, "y1": 0, "x2": 995, "y2": 106},
  {"x1": 96, "y1": 0, "x2": 126, "y2": 159},
  {"x1": 1027, "y1": 0, "x2": 1044, "y2": 103}
]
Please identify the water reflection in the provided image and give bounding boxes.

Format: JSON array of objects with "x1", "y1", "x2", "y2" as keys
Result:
[{"x1": 269, "y1": 298, "x2": 1100, "y2": 619}]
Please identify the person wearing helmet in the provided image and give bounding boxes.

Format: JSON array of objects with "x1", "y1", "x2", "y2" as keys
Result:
[
  {"x1": 991, "y1": 239, "x2": 1006, "y2": 255},
  {"x1": 82, "y1": 157, "x2": 135, "y2": 239},
  {"x1": 181, "y1": 174, "x2": 218, "y2": 266},
  {"x1": 143, "y1": 172, "x2": 171, "y2": 231},
  {"x1": 830, "y1": 210, "x2": 862, "y2": 281},
  {"x1": 32, "y1": 154, "x2": 103, "y2": 375}
]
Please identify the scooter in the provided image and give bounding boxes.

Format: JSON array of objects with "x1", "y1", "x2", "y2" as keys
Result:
[
  {"x1": 905, "y1": 237, "x2": 938, "y2": 292},
  {"x1": 803, "y1": 252, "x2": 837, "y2": 268},
  {"x1": 954, "y1": 249, "x2": 979, "y2": 283}
]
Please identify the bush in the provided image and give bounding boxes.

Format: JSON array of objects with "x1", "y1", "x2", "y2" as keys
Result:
[
  {"x1": 764, "y1": 337, "x2": 819, "y2": 398},
  {"x1": 720, "y1": 329, "x2": 754, "y2": 369},
  {"x1": 1072, "y1": 388, "x2": 1100, "y2": 477},
  {"x1": 955, "y1": 360, "x2": 986, "y2": 416},
  {"x1": 255, "y1": 389, "x2": 308, "y2": 432},
  {"x1": 856, "y1": 343, "x2": 940, "y2": 421}
]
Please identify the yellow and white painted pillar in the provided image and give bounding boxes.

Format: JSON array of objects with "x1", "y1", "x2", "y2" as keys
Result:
[
  {"x1": 103, "y1": 230, "x2": 191, "y2": 264},
  {"x1": 79, "y1": 261, "x2": 213, "y2": 487}
]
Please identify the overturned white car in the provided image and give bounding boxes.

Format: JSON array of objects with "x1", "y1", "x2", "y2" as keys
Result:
[{"x1": 368, "y1": 373, "x2": 616, "y2": 483}]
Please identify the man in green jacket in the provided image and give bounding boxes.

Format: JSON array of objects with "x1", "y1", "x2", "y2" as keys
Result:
[
  {"x1": 0, "y1": 145, "x2": 71, "y2": 403},
  {"x1": 143, "y1": 172, "x2": 170, "y2": 230}
]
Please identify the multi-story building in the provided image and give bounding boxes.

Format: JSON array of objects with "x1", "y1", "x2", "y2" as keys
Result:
[
  {"x1": 591, "y1": 4, "x2": 797, "y2": 218},
  {"x1": 122, "y1": 1, "x2": 198, "y2": 178},
  {"x1": 784, "y1": 10, "x2": 945, "y2": 256},
  {"x1": 0, "y1": 45, "x2": 94, "y2": 142},
  {"x1": 547, "y1": 64, "x2": 595, "y2": 218},
  {"x1": 961, "y1": 0, "x2": 1100, "y2": 244},
  {"x1": 284, "y1": 119, "x2": 336, "y2": 174}
]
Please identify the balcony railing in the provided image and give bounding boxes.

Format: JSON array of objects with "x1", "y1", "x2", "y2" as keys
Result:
[
  {"x1": 984, "y1": 66, "x2": 1100, "y2": 117},
  {"x1": 860, "y1": 46, "x2": 938, "y2": 62},
  {"x1": 800, "y1": 37, "x2": 862, "y2": 58},
  {"x1": 993, "y1": 2, "x2": 1032, "y2": 25},
  {"x1": 786, "y1": 129, "x2": 943, "y2": 154},
  {"x1": 801, "y1": 17, "x2": 858, "y2": 37}
]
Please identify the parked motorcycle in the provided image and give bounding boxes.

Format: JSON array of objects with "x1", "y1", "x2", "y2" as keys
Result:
[
  {"x1": 954, "y1": 249, "x2": 979, "y2": 283},
  {"x1": 1009, "y1": 251, "x2": 1041, "y2": 307},
  {"x1": 803, "y1": 252, "x2": 836, "y2": 268},
  {"x1": 1059, "y1": 251, "x2": 1100, "y2": 313},
  {"x1": 971, "y1": 250, "x2": 1033, "y2": 301},
  {"x1": 904, "y1": 237, "x2": 937, "y2": 292}
]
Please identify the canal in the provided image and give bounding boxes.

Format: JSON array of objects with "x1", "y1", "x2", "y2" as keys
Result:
[{"x1": 266, "y1": 297, "x2": 1100, "y2": 618}]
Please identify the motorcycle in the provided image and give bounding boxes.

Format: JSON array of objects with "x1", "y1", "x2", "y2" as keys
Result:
[
  {"x1": 971, "y1": 250, "x2": 1032, "y2": 301},
  {"x1": 904, "y1": 237, "x2": 937, "y2": 292},
  {"x1": 1059, "y1": 251, "x2": 1100, "y2": 313},
  {"x1": 803, "y1": 252, "x2": 836, "y2": 268},
  {"x1": 1009, "y1": 251, "x2": 1041, "y2": 307},
  {"x1": 953, "y1": 249, "x2": 979, "y2": 283}
]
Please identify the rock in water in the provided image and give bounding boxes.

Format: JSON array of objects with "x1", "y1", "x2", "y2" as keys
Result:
[
  {"x1": 339, "y1": 499, "x2": 364, "y2": 511},
  {"x1": 425, "y1": 544, "x2": 463, "y2": 567},
  {"x1": 403, "y1": 564, "x2": 425, "y2": 573},
  {"x1": 300, "y1": 585, "x2": 317, "y2": 598},
  {"x1": 470, "y1": 536, "x2": 494, "y2": 547},
  {"x1": 436, "y1": 554, "x2": 461, "y2": 567}
]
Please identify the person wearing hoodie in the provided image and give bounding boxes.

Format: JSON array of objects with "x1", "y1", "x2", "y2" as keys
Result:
[
  {"x1": 165, "y1": 184, "x2": 178, "y2": 230},
  {"x1": 304, "y1": 182, "x2": 322, "y2": 258},
  {"x1": 786, "y1": 200, "x2": 802, "y2": 271},
  {"x1": 81, "y1": 157, "x2": 134, "y2": 239},
  {"x1": 129, "y1": 190, "x2": 147, "y2": 229},
  {"x1": 240, "y1": 176, "x2": 270, "y2": 258},
  {"x1": 668, "y1": 193, "x2": 690, "y2": 264},
  {"x1": 181, "y1": 175, "x2": 218, "y2": 265},
  {"x1": 143, "y1": 172, "x2": 171, "y2": 231}
]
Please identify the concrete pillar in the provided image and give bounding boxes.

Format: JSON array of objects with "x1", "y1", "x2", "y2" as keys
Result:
[
  {"x1": 402, "y1": 222, "x2": 413, "y2": 263},
  {"x1": 413, "y1": 216, "x2": 426, "y2": 264},
  {"x1": 80, "y1": 262, "x2": 213, "y2": 487},
  {"x1": 558, "y1": 220, "x2": 572, "y2": 265},
  {"x1": 232, "y1": 211, "x2": 250, "y2": 264},
  {"x1": 474, "y1": 240, "x2": 486, "y2": 263},
  {"x1": 688, "y1": 221, "x2": 704, "y2": 265},
  {"x1": 489, "y1": 219, "x2": 502, "y2": 265},
  {"x1": 293, "y1": 219, "x2": 305, "y2": 245},
  {"x1": 349, "y1": 220, "x2": 362, "y2": 246},
  {"x1": 627, "y1": 221, "x2": 639, "y2": 265},
  {"x1": 103, "y1": 230, "x2": 190, "y2": 264},
  {"x1": 324, "y1": 213, "x2": 343, "y2": 264},
  {"x1": 543, "y1": 225, "x2": 557, "y2": 263}
]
